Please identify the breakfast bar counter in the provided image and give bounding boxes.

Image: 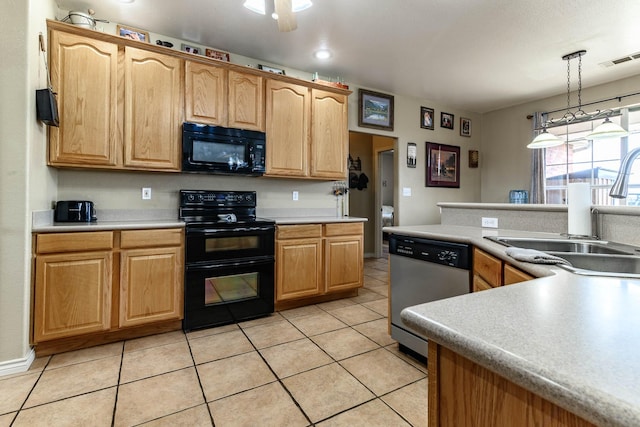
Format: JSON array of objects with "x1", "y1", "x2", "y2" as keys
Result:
[{"x1": 386, "y1": 224, "x2": 640, "y2": 427}]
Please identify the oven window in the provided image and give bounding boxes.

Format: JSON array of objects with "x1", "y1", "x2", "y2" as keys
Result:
[
  {"x1": 205, "y1": 236, "x2": 259, "y2": 252},
  {"x1": 193, "y1": 140, "x2": 247, "y2": 166},
  {"x1": 204, "y1": 273, "x2": 258, "y2": 304}
]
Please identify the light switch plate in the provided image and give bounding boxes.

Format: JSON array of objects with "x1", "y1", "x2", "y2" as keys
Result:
[{"x1": 292, "y1": 191, "x2": 299, "y2": 201}]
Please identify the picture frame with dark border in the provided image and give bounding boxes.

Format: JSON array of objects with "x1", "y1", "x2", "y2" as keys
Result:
[
  {"x1": 407, "y1": 142, "x2": 417, "y2": 168},
  {"x1": 181, "y1": 43, "x2": 201, "y2": 55},
  {"x1": 205, "y1": 48, "x2": 230, "y2": 62},
  {"x1": 117, "y1": 25, "x2": 150, "y2": 43},
  {"x1": 440, "y1": 112, "x2": 454, "y2": 130},
  {"x1": 420, "y1": 106, "x2": 434, "y2": 130},
  {"x1": 258, "y1": 64, "x2": 286, "y2": 75},
  {"x1": 426, "y1": 142, "x2": 460, "y2": 188},
  {"x1": 358, "y1": 89, "x2": 394, "y2": 131},
  {"x1": 460, "y1": 117, "x2": 472, "y2": 137}
]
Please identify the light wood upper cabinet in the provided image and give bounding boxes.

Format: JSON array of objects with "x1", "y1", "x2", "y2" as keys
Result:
[
  {"x1": 49, "y1": 30, "x2": 119, "y2": 167},
  {"x1": 310, "y1": 89, "x2": 348, "y2": 179},
  {"x1": 184, "y1": 61, "x2": 227, "y2": 126},
  {"x1": 228, "y1": 70, "x2": 264, "y2": 131},
  {"x1": 124, "y1": 47, "x2": 183, "y2": 170},
  {"x1": 265, "y1": 80, "x2": 310, "y2": 177}
]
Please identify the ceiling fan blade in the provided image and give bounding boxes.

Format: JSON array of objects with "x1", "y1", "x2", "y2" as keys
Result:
[{"x1": 274, "y1": 0, "x2": 297, "y2": 32}]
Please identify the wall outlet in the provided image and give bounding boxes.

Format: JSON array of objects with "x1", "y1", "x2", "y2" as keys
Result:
[
  {"x1": 481, "y1": 217, "x2": 498, "y2": 228},
  {"x1": 142, "y1": 187, "x2": 152, "y2": 200},
  {"x1": 292, "y1": 191, "x2": 299, "y2": 201}
]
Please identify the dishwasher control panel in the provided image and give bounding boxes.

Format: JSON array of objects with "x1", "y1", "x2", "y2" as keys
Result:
[{"x1": 389, "y1": 235, "x2": 471, "y2": 269}]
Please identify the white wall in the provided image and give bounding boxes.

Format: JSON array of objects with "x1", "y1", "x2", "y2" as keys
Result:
[
  {"x1": 0, "y1": 0, "x2": 57, "y2": 367},
  {"x1": 481, "y1": 74, "x2": 640, "y2": 203},
  {"x1": 347, "y1": 86, "x2": 482, "y2": 225}
]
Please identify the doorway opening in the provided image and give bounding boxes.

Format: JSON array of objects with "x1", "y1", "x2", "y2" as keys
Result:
[{"x1": 348, "y1": 131, "x2": 396, "y2": 259}]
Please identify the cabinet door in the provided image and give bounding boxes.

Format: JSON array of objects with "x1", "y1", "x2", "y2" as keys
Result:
[
  {"x1": 472, "y1": 274, "x2": 493, "y2": 292},
  {"x1": 120, "y1": 246, "x2": 183, "y2": 327},
  {"x1": 276, "y1": 238, "x2": 322, "y2": 301},
  {"x1": 325, "y1": 235, "x2": 363, "y2": 292},
  {"x1": 503, "y1": 264, "x2": 534, "y2": 285},
  {"x1": 124, "y1": 47, "x2": 182, "y2": 170},
  {"x1": 34, "y1": 252, "x2": 112, "y2": 342},
  {"x1": 265, "y1": 80, "x2": 310, "y2": 177},
  {"x1": 185, "y1": 60, "x2": 227, "y2": 126},
  {"x1": 49, "y1": 31, "x2": 119, "y2": 167},
  {"x1": 473, "y1": 248, "x2": 502, "y2": 287},
  {"x1": 228, "y1": 70, "x2": 264, "y2": 131},
  {"x1": 310, "y1": 89, "x2": 348, "y2": 179}
]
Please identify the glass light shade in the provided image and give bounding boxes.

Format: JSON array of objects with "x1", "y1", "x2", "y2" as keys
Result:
[
  {"x1": 292, "y1": 0, "x2": 313, "y2": 12},
  {"x1": 243, "y1": 0, "x2": 266, "y2": 15},
  {"x1": 586, "y1": 118, "x2": 628, "y2": 140},
  {"x1": 527, "y1": 129, "x2": 563, "y2": 149}
]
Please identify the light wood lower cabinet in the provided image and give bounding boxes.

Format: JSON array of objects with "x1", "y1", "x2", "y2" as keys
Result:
[
  {"x1": 473, "y1": 248, "x2": 534, "y2": 291},
  {"x1": 275, "y1": 222, "x2": 364, "y2": 308},
  {"x1": 428, "y1": 341, "x2": 595, "y2": 426},
  {"x1": 32, "y1": 228, "x2": 184, "y2": 354}
]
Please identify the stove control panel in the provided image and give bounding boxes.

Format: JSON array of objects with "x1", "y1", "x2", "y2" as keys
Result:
[{"x1": 180, "y1": 190, "x2": 256, "y2": 207}]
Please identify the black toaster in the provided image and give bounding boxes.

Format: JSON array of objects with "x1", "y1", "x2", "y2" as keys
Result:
[{"x1": 54, "y1": 201, "x2": 97, "y2": 222}]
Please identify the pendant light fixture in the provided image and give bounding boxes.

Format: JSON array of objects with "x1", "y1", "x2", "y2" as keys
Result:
[{"x1": 528, "y1": 50, "x2": 628, "y2": 149}]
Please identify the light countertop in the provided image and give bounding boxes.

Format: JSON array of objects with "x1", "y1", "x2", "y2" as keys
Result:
[{"x1": 386, "y1": 224, "x2": 640, "y2": 427}]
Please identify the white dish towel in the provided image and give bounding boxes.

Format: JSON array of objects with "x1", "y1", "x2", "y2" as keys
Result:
[{"x1": 504, "y1": 247, "x2": 572, "y2": 265}]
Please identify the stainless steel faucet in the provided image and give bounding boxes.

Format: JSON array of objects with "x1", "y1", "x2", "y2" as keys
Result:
[{"x1": 610, "y1": 147, "x2": 640, "y2": 198}]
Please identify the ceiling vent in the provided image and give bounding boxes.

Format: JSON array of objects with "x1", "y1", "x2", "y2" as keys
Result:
[{"x1": 599, "y1": 52, "x2": 640, "y2": 68}]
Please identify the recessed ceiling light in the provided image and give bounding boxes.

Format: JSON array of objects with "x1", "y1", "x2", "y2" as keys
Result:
[{"x1": 314, "y1": 49, "x2": 332, "y2": 60}]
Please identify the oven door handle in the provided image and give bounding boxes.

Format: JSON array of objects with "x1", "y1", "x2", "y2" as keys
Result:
[
  {"x1": 186, "y1": 256, "x2": 274, "y2": 270},
  {"x1": 187, "y1": 226, "x2": 274, "y2": 234}
]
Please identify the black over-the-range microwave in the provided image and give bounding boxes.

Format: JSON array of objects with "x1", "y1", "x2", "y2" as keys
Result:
[{"x1": 182, "y1": 122, "x2": 266, "y2": 176}]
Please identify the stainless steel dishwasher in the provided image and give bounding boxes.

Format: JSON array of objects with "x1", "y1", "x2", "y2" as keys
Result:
[{"x1": 389, "y1": 234, "x2": 471, "y2": 358}]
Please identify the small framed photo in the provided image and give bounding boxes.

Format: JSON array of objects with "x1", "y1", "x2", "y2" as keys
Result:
[
  {"x1": 440, "y1": 112, "x2": 454, "y2": 130},
  {"x1": 117, "y1": 25, "x2": 150, "y2": 43},
  {"x1": 426, "y1": 142, "x2": 460, "y2": 188},
  {"x1": 469, "y1": 150, "x2": 479, "y2": 168},
  {"x1": 258, "y1": 64, "x2": 286, "y2": 75},
  {"x1": 205, "y1": 48, "x2": 230, "y2": 62},
  {"x1": 460, "y1": 117, "x2": 472, "y2": 137},
  {"x1": 407, "y1": 142, "x2": 417, "y2": 168},
  {"x1": 358, "y1": 89, "x2": 394, "y2": 131},
  {"x1": 420, "y1": 107, "x2": 434, "y2": 130},
  {"x1": 181, "y1": 44, "x2": 201, "y2": 55}
]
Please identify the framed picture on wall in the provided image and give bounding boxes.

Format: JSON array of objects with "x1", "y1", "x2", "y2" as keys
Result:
[
  {"x1": 407, "y1": 142, "x2": 417, "y2": 167},
  {"x1": 420, "y1": 107, "x2": 434, "y2": 130},
  {"x1": 440, "y1": 112, "x2": 454, "y2": 130},
  {"x1": 460, "y1": 117, "x2": 472, "y2": 137},
  {"x1": 426, "y1": 142, "x2": 460, "y2": 188},
  {"x1": 358, "y1": 89, "x2": 394, "y2": 131}
]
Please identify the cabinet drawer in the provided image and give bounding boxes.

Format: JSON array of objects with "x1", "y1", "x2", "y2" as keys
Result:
[
  {"x1": 473, "y1": 248, "x2": 502, "y2": 287},
  {"x1": 277, "y1": 224, "x2": 322, "y2": 239},
  {"x1": 324, "y1": 222, "x2": 363, "y2": 237},
  {"x1": 120, "y1": 228, "x2": 183, "y2": 248},
  {"x1": 36, "y1": 231, "x2": 114, "y2": 254},
  {"x1": 472, "y1": 274, "x2": 493, "y2": 292}
]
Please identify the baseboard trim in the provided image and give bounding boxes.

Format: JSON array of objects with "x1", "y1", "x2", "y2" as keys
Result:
[{"x1": 0, "y1": 348, "x2": 35, "y2": 377}]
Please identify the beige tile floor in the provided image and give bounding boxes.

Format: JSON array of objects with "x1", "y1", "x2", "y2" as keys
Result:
[{"x1": 0, "y1": 256, "x2": 428, "y2": 427}]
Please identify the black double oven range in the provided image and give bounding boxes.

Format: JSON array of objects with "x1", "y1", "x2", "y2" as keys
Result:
[{"x1": 179, "y1": 190, "x2": 275, "y2": 331}]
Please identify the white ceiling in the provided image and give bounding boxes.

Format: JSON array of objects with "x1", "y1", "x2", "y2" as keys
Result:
[{"x1": 56, "y1": 0, "x2": 640, "y2": 113}]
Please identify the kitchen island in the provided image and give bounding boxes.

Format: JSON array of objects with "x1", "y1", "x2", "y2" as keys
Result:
[{"x1": 386, "y1": 224, "x2": 640, "y2": 427}]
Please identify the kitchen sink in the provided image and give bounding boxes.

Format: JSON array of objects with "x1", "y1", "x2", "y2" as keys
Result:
[
  {"x1": 485, "y1": 236, "x2": 640, "y2": 278},
  {"x1": 550, "y1": 253, "x2": 640, "y2": 278},
  {"x1": 485, "y1": 236, "x2": 636, "y2": 255}
]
